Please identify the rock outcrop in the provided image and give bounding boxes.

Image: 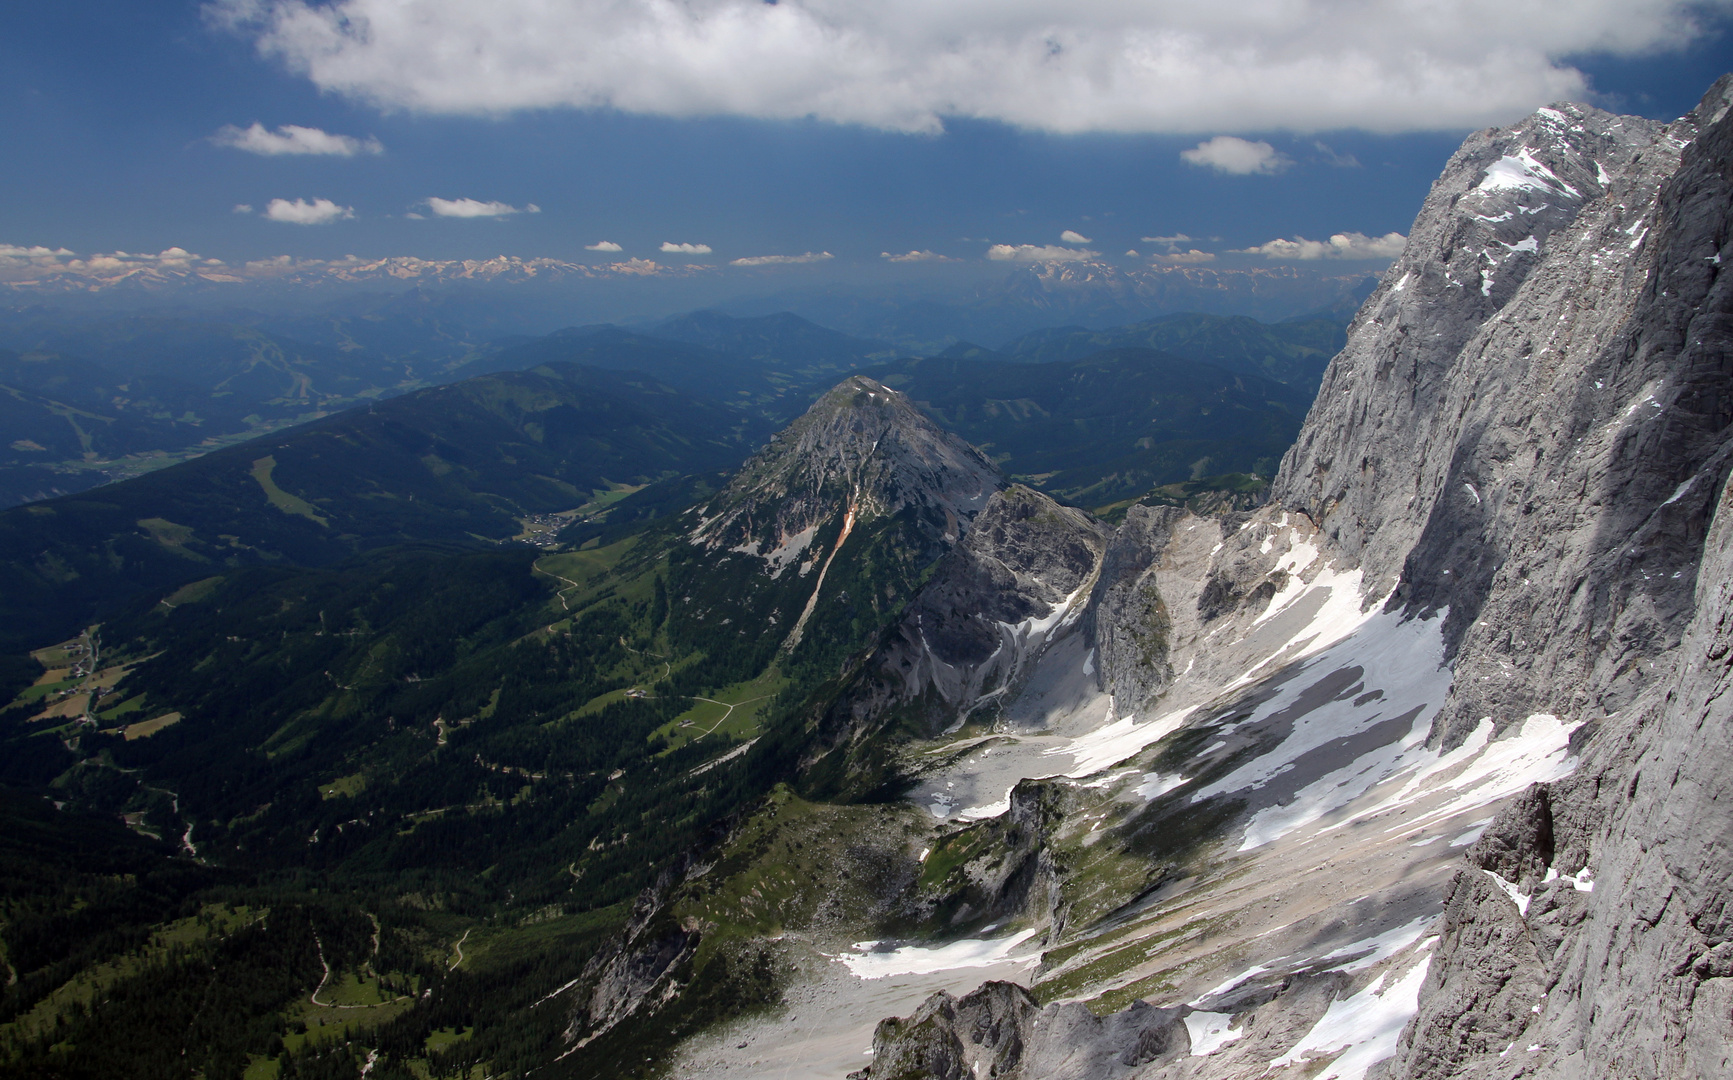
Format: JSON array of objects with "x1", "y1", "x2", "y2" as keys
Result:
[
  {"x1": 859, "y1": 75, "x2": 1733, "y2": 1080},
  {"x1": 692, "y1": 375, "x2": 1001, "y2": 569},
  {"x1": 810, "y1": 484, "x2": 1107, "y2": 788}
]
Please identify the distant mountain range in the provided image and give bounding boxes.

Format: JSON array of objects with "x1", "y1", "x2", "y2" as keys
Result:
[{"x1": 0, "y1": 300, "x2": 1347, "y2": 511}]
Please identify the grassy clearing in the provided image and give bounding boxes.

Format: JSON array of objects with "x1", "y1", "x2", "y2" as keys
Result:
[
  {"x1": 423, "y1": 1026, "x2": 473, "y2": 1053},
  {"x1": 250, "y1": 455, "x2": 329, "y2": 526},
  {"x1": 97, "y1": 694, "x2": 147, "y2": 721},
  {"x1": 653, "y1": 666, "x2": 788, "y2": 754},
  {"x1": 162, "y1": 575, "x2": 223, "y2": 607},
  {"x1": 123, "y1": 712, "x2": 182, "y2": 740},
  {"x1": 319, "y1": 772, "x2": 367, "y2": 800},
  {"x1": 534, "y1": 537, "x2": 642, "y2": 611}
]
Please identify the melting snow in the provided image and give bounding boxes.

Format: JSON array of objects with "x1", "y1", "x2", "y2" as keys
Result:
[
  {"x1": 1478, "y1": 148, "x2": 1581, "y2": 199},
  {"x1": 1483, "y1": 869, "x2": 1530, "y2": 917},
  {"x1": 1322, "y1": 918, "x2": 1436, "y2": 974},
  {"x1": 1270, "y1": 951, "x2": 1433, "y2": 1080},
  {"x1": 1184, "y1": 1011, "x2": 1244, "y2": 1056},
  {"x1": 1450, "y1": 818, "x2": 1496, "y2": 847},
  {"x1": 836, "y1": 929, "x2": 1039, "y2": 979},
  {"x1": 954, "y1": 795, "x2": 1011, "y2": 822},
  {"x1": 1135, "y1": 772, "x2": 1188, "y2": 801},
  {"x1": 1186, "y1": 609, "x2": 1451, "y2": 851},
  {"x1": 1049, "y1": 705, "x2": 1197, "y2": 778}
]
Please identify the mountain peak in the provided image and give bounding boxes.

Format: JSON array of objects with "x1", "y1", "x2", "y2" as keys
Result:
[{"x1": 693, "y1": 375, "x2": 1002, "y2": 563}]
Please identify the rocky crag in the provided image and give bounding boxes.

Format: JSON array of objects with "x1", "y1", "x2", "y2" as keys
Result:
[{"x1": 845, "y1": 75, "x2": 1733, "y2": 1080}]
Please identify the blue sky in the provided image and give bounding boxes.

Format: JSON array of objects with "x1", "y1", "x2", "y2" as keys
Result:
[{"x1": 2, "y1": 1, "x2": 1729, "y2": 279}]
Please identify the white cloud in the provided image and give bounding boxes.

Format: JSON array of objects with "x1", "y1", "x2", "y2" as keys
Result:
[
  {"x1": 212, "y1": 122, "x2": 382, "y2": 156},
  {"x1": 1181, "y1": 136, "x2": 1289, "y2": 175},
  {"x1": 425, "y1": 197, "x2": 539, "y2": 218},
  {"x1": 0, "y1": 244, "x2": 76, "y2": 260},
  {"x1": 987, "y1": 243, "x2": 1100, "y2": 262},
  {"x1": 211, "y1": 0, "x2": 1727, "y2": 134},
  {"x1": 1060, "y1": 229, "x2": 1092, "y2": 244},
  {"x1": 1154, "y1": 249, "x2": 1217, "y2": 264},
  {"x1": 232, "y1": 204, "x2": 254, "y2": 214},
  {"x1": 1314, "y1": 140, "x2": 1362, "y2": 168},
  {"x1": 730, "y1": 251, "x2": 833, "y2": 266},
  {"x1": 881, "y1": 249, "x2": 954, "y2": 262},
  {"x1": 1235, "y1": 231, "x2": 1408, "y2": 260},
  {"x1": 660, "y1": 242, "x2": 712, "y2": 254},
  {"x1": 263, "y1": 197, "x2": 354, "y2": 225},
  {"x1": 1142, "y1": 233, "x2": 1193, "y2": 244},
  {"x1": 585, "y1": 240, "x2": 624, "y2": 252}
]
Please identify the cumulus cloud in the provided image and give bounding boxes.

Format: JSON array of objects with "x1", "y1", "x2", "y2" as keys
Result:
[
  {"x1": 211, "y1": 0, "x2": 1724, "y2": 134},
  {"x1": 1235, "y1": 231, "x2": 1408, "y2": 260},
  {"x1": 212, "y1": 122, "x2": 382, "y2": 156},
  {"x1": 730, "y1": 251, "x2": 833, "y2": 266},
  {"x1": 987, "y1": 243, "x2": 1100, "y2": 262},
  {"x1": 0, "y1": 244, "x2": 221, "y2": 283},
  {"x1": 660, "y1": 242, "x2": 712, "y2": 255},
  {"x1": 233, "y1": 204, "x2": 254, "y2": 214},
  {"x1": 1181, "y1": 136, "x2": 1290, "y2": 175},
  {"x1": 425, "y1": 197, "x2": 539, "y2": 218},
  {"x1": 1060, "y1": 229, "x2": 1092, "y2": 244},
  {"x1": 881, "y1": 250, "x2": 958, "y2": 263},
  {"x1": 585, "y1": 240, "x2": 624, "y2": 252},
  {"x1": 263, "y1": 197, "x2": 354, "y2": 225},
  {"x1": 0, "y1": 244, "x2": 76, "y2": 260},
  {"x1": 1142, "y1": 234, "x2": 1193, "y2": 244},
  {"x1": 1153, "y1": 249, "x2": 1217, "y2": 264}
]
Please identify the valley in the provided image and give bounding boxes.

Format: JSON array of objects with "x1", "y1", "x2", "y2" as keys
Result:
[{"x1": 0, "y1": 76, "x2": 1730, "y2": 1080}]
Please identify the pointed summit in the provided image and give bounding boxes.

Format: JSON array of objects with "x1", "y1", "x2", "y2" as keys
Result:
[
  {"x1": 693, "y1": 376, "x2": 1002, "y2": 563},
  {"x1": 686, "y1": 375, "x2": 1003, "y2": 653}
]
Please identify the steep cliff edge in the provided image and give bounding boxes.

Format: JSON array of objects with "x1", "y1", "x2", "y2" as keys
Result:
[
  {"x1": 1382, "y1": 76, "x2": 1733, "y2": 1080},
  {"x1": 852, "y1": 76, "x2": 1733, "y2": 1080},
  {"x1": 1277, "y1": 82, "x2": 1733, "y2": 745}
]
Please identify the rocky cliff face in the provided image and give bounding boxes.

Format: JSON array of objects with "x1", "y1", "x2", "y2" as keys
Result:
[
  {"x1": 693, "y1": 375, "x2": 1000, "y2": 570},
  {"x1": 808, "y1": 484, "x2": 1107, "y2": 792},
  {"x1": 853, "y1": 75, "x2": 1733, "y2": 1080},
  {"x1": 676, "y1": 374, "x2": 1004, "y2": 662},
  {"x1": 1277, "y1": 85, "x2": 1733, "y2": 746}
]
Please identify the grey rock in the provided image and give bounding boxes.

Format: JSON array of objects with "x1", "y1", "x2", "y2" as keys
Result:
[
  {"x1": 1466, "y1": 783, "x2": 1554, "y2": 891},
  {"x1": 693, "y1": 375, "x2": 1001, "y2": 566},
  {"x1": 854, "y1": 981, "x2": 1185, "y2": 1080},
  {"x1": 1276, "y1": 84, "x2": 1733, "y2": 748},
  {"x1": 817, "y1": 485, "x2": 1108, "y2": 758},
  {"x1": 1381, "y1": 869, "x2": 1548, "y2": 1079},
  {"x1": 1087, "y1": 504, "x2": 1182, "y2": 715}
]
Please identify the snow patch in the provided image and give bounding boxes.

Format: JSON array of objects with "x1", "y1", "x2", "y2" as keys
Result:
[
  {"x1": 1483, "y1": 869, "x2": 1531, "y2": 917},
  {"x1": 1135, "y1": 772, "x2": 1189, "y2": 801},
  {"x1": 1476, "y1": 148, "x2": 1587, "y2": 198},
  {"x1": 1269, "y1": 951, "x2": 1433, "y2": 1080},
  {"x1": 1185, "y1": 1011, "x2": 1244, "y2": 1056},
  {"x1": 1322, "y1": 916, "x2": 1436, "y2": 974},
  {"x1": 835, "y1": 929, "x2": 1039, "y2": 979},
  {"x1": 1184, "y1": 609, "x2": 1451, "y2": 851},
  {"x1": 1050, "y1": 705, "x2": 1196, "y2": 778},
  {"x1": 1450, "y1": 817, "x2": 1496, "y2": 847},
  {"x1": 1478, "y1": 149, "x2": 1581, "y2": 199}
]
